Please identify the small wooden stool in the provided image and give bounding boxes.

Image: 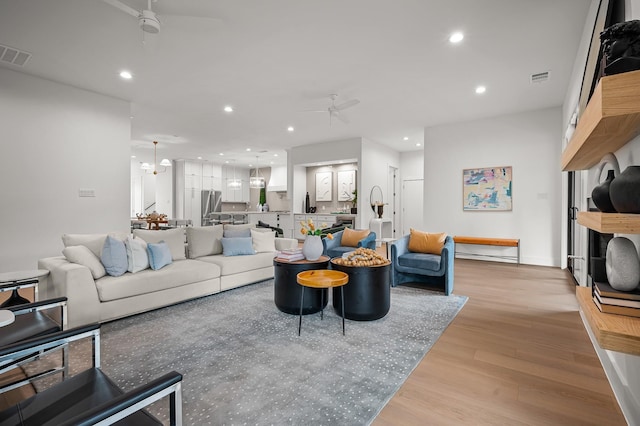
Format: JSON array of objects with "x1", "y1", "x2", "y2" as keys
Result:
[{"x1": 297, "y1": 270, "x2": 349, "y2": 336}]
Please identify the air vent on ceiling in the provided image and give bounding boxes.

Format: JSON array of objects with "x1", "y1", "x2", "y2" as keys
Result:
[
  {"x1": 0, "y1": 44, "x2": 31, "y2": 67},
  {"x1": 530, "y1": 71, "x2": 550, "y2": 84}
]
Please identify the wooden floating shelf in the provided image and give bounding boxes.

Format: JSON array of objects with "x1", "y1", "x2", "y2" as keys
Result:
[
  {"x1": 577, "y1": 211, "x2": 640, "y2": 234},
  {"x1": 576, "y1": 286, "x2": 640, "y2": 356},
  {"x1": 562, "y1": 69, "x2": 640, "y2": 171}
]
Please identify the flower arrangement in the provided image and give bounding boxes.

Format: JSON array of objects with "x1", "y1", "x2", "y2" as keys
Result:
[{"x1": 300, "y1": 218, "x2": 333, "y2": 239}]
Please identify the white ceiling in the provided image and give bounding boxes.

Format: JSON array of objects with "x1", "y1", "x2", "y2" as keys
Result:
[{"x1": 0, "y1": 0, "x2": 590, "y2": 168}]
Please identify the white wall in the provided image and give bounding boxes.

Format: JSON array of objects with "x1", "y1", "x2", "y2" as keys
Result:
[
  {"x1": 360, "y1": 139, "x2": 401, "y2": 230},
  {"x1": 423, "y1": 107, "x2": 562, "y2": 266},
  {"x1": 0, "y1": 68, "x2": 130, "y2": 270}
]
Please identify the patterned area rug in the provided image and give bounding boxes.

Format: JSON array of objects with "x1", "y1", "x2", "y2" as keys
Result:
[{"x1": 38, "y1": 280, "x2": 467, "y2": 425}]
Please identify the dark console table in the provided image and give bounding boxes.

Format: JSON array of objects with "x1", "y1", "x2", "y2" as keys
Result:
[
  {"x1": 273, "y1": 256, "x2": 330, "y2": 315},
  {"x1": 330, "y1": 259, "x2": 391, "y2": 320}
]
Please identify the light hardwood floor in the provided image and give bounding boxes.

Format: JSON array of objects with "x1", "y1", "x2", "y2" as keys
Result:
[{"x1": 374, "y1": 258, "x2": 626, "y2": 425}]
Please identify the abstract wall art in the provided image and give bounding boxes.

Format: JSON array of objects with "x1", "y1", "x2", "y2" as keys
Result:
[{"x1": 463, "y1": 166, "x2": 512, "y2": 211}]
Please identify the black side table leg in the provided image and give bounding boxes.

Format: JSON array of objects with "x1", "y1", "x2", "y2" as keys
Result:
[
  {"x1": 0, "y1": 289, "x2": 30, "y2": 308},
  {"x1": 341, "y1": 286, "x2": 345, "y2": 336},
  {"x1": 321, "y1": 289, "x2": 324, "y2": 320},
  {"x1": 298, "y1": 287, "x2": 304, "y2": 336}
]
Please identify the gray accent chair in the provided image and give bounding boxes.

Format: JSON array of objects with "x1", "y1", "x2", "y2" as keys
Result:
[{"x1": 390, "y1": 235, "x2": 455, "y2": 295}]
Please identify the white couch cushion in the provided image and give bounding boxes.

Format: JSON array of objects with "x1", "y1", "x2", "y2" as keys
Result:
[
  {"x1": 251, "y1": 229, "x2": 276, "y2": 253},
  {"x1": 62, "y1": 232, "x2": 129, "y2": 258},
  {"x1": 186, "y1": 225, "x2": 224, "y2": 258},
  {"x1": 62, "y1": 245, "x2": 106, "y2": 279},
  {"x1": 95, "y1": 259, "x2": 220, "y2": 302},
  {"x1": 125, "y1": 236, "x2": 149, "y2": 273},
  {"x1": 197, "y1": 252, "x2": 276, "y2": 276},
  {"x1": 132, "y1": 228, "x2": 186, "y2": 260}
]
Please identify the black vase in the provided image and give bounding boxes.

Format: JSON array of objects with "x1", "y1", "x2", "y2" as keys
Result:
[
  {"x1": 610, "y1": 166, "x2": 640, "y2": 213},
  {"x1": 305, "y1": 192, "x2": 310, "y2": 213},
  {"x1": 592, "y1": 169, "x2": 617, "y2": 212}
]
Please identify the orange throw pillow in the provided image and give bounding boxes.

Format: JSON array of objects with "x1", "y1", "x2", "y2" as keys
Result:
[
  {"x1": 341, "y1": 228, "x2": 371, "y2": 247},
  {"x1": 408, "y1": 229, "x2": 447, "y2": 255}
]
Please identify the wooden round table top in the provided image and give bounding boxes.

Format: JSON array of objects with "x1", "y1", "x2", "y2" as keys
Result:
[{"x1": 297, "y1": 270, "x2": 349, "y2": 289}]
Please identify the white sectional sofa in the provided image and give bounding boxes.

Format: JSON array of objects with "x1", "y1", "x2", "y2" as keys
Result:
[{"x1": 38, "y1": 225, "x2": 298, "y2": 327}]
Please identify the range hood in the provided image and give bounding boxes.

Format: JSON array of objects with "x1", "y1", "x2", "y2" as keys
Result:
[{"x1": 267, "y1": 166, "x2": 287, "y2": 192}]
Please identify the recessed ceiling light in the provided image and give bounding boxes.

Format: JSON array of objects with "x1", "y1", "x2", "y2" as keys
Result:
[
  {"x1": 246, "y1": 148, "x2": 251, "y2": 152},
  {"x1": 119, "y1": 70, "x2": 132, "y2": 79},
  {"x1": 403, "y1": 136, "x2": 409, "y2": 141},
  {"x1": 218, "y1": 153, "x2": 224, "y2": 156},
  {"x1": 225, "y1": 160, "x2": 229, "y2": 164},
  {"x1": 224, "y1": 106, "x2": 233, "y2": 112},
  {"x1": 131, "y1": 155, "x2": 136, "y2": 159},
  {"x1": 475, "y1": 85, "x2": 486, "y2": 94},
  {"x1": 197, "y1": 156, "x2": 202, "y2": 160},
  {"x1": 449, "y1": 32, "x2": 464, "y2": 44},
  {"x1": 270, "y1": 161, "x2": 274, "y2": 165},
  {"x1": 416, "y1": 143, "x2": 422, "y2": 147},
  {"x1": 274, "y1": 153, "x2": 278, "y2": 157},
  {"x1": 287, "y1": 126, "x2": 294, "y2": 132}
]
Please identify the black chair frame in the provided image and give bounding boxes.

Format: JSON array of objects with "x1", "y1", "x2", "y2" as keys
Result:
[
  {"x1": 0, "y1": 297, "x2": 68, "y2": 394},
  {"x1": 0, "y1": 324, "x2": 183, "y2": 425}
]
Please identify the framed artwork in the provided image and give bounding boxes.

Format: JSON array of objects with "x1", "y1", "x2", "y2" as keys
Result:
[
  {"x1": 315, "y1": 171, "x2": 332, "y2": 201},
  {"x1": 337, "y1": 170, "x2": 356, "y2": 201},
  {"x1": 463, "y1": 166, "x2": 512, "y2": 211}
]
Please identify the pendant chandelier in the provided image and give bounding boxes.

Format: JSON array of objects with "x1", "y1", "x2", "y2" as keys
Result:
[
  {"x1": 249, "y1": 156, "x2": 265, "y2": 189},
  {"x1": 140, "y1": 141, "x2": 171, "y2": 175},
  {"x1": 227, "y1": 160, "x2": 241, "y2": 190}
]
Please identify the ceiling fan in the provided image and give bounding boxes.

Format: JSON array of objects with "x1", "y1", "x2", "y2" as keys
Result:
[
  {"x1": 304, "y1": 94, "x2": 360, "y2": 126},
  {"x1": 103, "y1": 0, "x2": 163, "y2": 33},
  {"x1": 102, "y1": 0, "x2": 219, "y2": 35}
]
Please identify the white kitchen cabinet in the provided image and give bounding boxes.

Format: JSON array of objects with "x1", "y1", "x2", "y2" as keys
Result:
[
  {"x1": 221, "y1": 166, "x2": 250, "y2": 202},
  {"x1": 277, "y1": 213, "x2": 294, "y2": 239},
  {"x1": 294, "y1": 214, "x2": 307, "y2": 240}
]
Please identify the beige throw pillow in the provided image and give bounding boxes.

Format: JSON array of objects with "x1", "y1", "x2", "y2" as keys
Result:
[
  {"x1": 63, "y1": 245, "x2": 106, "y2": 279},
  {"x1": 186, "y1": 225, "x2": 224, "y2": 258},
  {"x1": 132, "y1": 228, "x2": 186, "y2": 260}
]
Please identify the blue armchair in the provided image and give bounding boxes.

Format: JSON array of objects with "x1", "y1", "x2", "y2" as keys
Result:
[
  {"x1": 322, "y1": 230, "x2": 377, "y2": 258},
  {"x1": 390, "y1": 235, "x2": 454, "y2": 295}
]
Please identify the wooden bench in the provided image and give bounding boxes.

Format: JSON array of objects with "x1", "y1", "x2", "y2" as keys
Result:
[{"x1": 453, "y1": 236, "x2": 520, "y2": 265}]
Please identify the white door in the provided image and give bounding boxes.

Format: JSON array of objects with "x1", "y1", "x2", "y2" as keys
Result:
[{"x1": 402, "y1": 179, "x2": 424, "y2": 235}]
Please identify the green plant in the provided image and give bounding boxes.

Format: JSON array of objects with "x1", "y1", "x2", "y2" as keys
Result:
[
  {"x1": 351, "y1": 189, "x2": 357, "y2": 206},
  {"x1": 259, "y1": 187, "x2": 266, "y2": 205}
]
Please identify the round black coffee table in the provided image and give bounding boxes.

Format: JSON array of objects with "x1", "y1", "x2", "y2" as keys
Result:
[
  {"x1": 273, "y1": 256, "x2": 330, "y2": 314},
  {"x1": 330, "y1": 259, "x2": 391, "y2": 321}
]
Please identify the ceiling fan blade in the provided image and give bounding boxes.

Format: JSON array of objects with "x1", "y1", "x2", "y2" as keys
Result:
[
  {"x1": 334, "y1": 113, "x2": 349, "y2": 124},
  {"x1": 102, "y1": 0, "x2": 140, "y2": 18},
  {"x1": 334, "y1": 99, "x2": 360, "y2": 111}
]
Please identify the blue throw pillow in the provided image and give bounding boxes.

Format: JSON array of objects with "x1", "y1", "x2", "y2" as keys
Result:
[
  {"x1": 223, "y1": 228, "x2": 252, "y2": 238},
  {"x1": 147, "y1": 241, "x2": 173, "y2": 270},
  {"x1": 101, "y1": 236, "x2": 128, "y2": 277},
  {"x1": 221, "y1": 237, "x2": 256, "y2": 256}
]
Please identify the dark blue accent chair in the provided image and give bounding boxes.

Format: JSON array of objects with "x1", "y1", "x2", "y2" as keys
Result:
[
  {"x1": 322, "y1": 230, "x2": 377, "y2": 259},
  {"x1": 390, "y1": 235, "x2": 454, "y2": 295}
]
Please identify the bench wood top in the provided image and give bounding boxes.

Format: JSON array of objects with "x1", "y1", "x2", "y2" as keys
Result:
[{"x1": 453, "y1": 236, "x2": 519, "y2": 247}]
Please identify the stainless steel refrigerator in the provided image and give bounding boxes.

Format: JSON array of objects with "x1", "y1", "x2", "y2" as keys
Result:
[{"x1": 201, "y1": 190, "x2": 222, "y2": 226}]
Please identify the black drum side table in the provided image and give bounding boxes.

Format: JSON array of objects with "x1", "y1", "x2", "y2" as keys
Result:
[
  {"x1": 330, "y1": 259, "x2": 391, "y2": 321},
  {"x1": 274, "y1": 256, "x2": 330, "y2": 315}
]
